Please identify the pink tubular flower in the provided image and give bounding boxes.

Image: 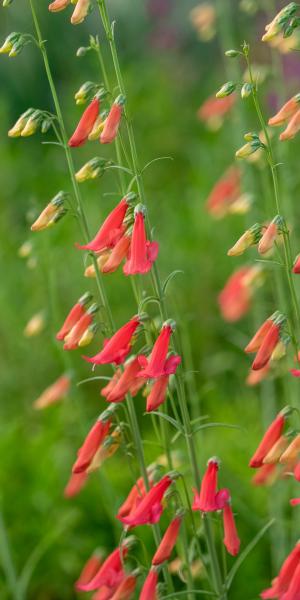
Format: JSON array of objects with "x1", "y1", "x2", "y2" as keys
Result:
[
  {"x1": 146, "y1": 354, "x2": 181, "y2": 412},
  {"x1": 72, "y1": 418, "x2": 111, "y2": 474},
  {"x1": 280, "y1": 109, "x2": 300, "y2": 141},
  {"x1": 192, "y1": 457, "x2": 220, "y2": 512},
  {"x1": 48, "y1": 0, "x2": 70, "y2": 12},
  {"x1": 77, "y1": 541, "x2": 133, "y2": 592},
  {"x1": 258, "y1": 217, "x2": 282, "y2": 255},
  {"x1": 75, "y1": 551, "x2": 103, "y2": 591},
  {"x1": 261, "y1": 543, "x2": 300, "y2": 599},
  {"x1": 123, "y1": 205, "x2": 159, "y2": 275},
  {"x1": 206, "y1": 166, "x2": 241, "y2": 218},
  {"x1": 33, "y1": 374, "x2": 70, "y2": 409},
  {"x1": 76, "y1": 196, "x2": 132, "y2": 252},
  {"x1": 218, "y1": 266, "x2": 261, "y2": 322},
  {"x1": 222, "y1": 502, "x2": 240, "y2": 556},
  {"x1": 139, "y1": 569, "x2": 158, "y2": 600},
  {"x1": 64, "y1": 471, "x2": 88, "y2": 498},
  {"x1": 268, "y1": 95, "x2": 300, "y2": 127},
  {"x1": 249, "y1": 409, "x2": 287, "y2": 468},
  {"x1": 83, "y1": 316, "x2": 140, "y2": 366},
  {"x1": 118, "y1": 474, "x2": 173, "y2": 527},
  {"x1": 245, "y1": 313, "x2": 278, "y2": 353},
  {"x1": 63, "y1": 304, "x2": 98, "y2": 350},
  {"x1": 252, "y1": 321, "x2": 282, "y2": 371},
  {"x1": 100, "y1": 95, "x2": 124, "y2": 144},
  {"x1": 294, "y1": 461, "x2": 300, "y2": 482},
  {"x1": 290, "y1": 498, "x2": 300, "y2": 507},
  {"x1": 68, "y1": 97, "x2": 100, "y2": 147},
  {"x1": 117, "y1": 476, "x2": 150, "y2": 521},
  {"x1": 138, "y1": 320, "x2": 176, "y2": 379},
  {"x1": 252, "y1": 463, "x2": 277, "y2": 487},
  {"x1": 103, "y1": 357, "x2": 144, "y2": 403},
  {"x1": 56, "y1": 291, "x2": 92, "y2": 340},
  {"x1": 151, "y1": 513, "x2": 183, "y2": 565}
]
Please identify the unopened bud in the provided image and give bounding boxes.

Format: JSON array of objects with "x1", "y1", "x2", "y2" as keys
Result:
[
  {"x1": 227, "y1": 223, "x2": 261, "y2": 256},
  {"x1": 216, "y1": 81, "x2": 236, "y2": 98},
  {"x1": 241, "y1": 83, "x2": 252, "y2": 99},
  {"x1": 21, "y1": 110, "x2": 42, "y2": 137},
  {"x1": 8, "y1": 108, "x2": 35, "y2": 138},
  {"x1": 75, "y1": 157, "x2": 111, "y2": 182},
  {"x1": 78, "y1": 322, "x2": 98, "y2": 347},
  {"x1": 76, "y1": 46, "x2": 90, "y2": 57},
  {"x1": 235, "y1": 140, "x2": 262, "y2": 159},
  {"x1": 225, "y1": 49, "x2": 239, "y2": 57},
  {"x1": 31, "y1": 191, "x2": 69, "y2": 232},
  {"x1": 75, "y1": 81, "x2": 97, "y2": 105}
]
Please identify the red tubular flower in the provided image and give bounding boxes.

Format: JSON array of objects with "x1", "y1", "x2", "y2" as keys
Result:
[
  {"x1": 206, "y1": 166, "x2": 241, "y2": 218},
  {"x1": 83, "y1": 316, "x2": 140, "y2": 366},
  {"x1": 290, "y1": 498, "x2": 300, "y2": 507},
  {"x1": 139, "y1": 569, "x2": 158, "y2": 600},
  {"x1": 268, "y1": 95, "x2": 300, "y2": 127},
  {"x1": 101, "y1": 370, "x2": 122, "y2": 399},
  {"x1": 280, "y1": 109, "x2": 300, "y2": 141},
  {"x1": 118, "y1": 474, "x2": 173, "y2": 527},
  {"x1": 249, "y1": 409, "x2": 287, "y2": 468},
  {"x1": 117, "y1": 476, "x2": 149, "y2": 521},
  {"x1": 123, "y1": 205, "x2": 159, "y2": 275},
  {"x1": 218, "y1": 266, "x2": 260, "y2": 322},
  {"x1": 68, "y1": 97, "x2": 100, "y2": 147},
  {"x1": 282, "y1": 562, "x2": 300, "y2": 599},
  {"x1": 146, "y1": 355, "x2": 181, "y2": 412},
  {"x1": 92, "y1": 587, "x2": 117, "y2": 600},
  {"x1": 293, "y1": 254, "x2": 300, "y2": 274},
  {"x1": 138, "y1": 321, "x2": 176, "y2": 379},
  {"x1": 100, "y1": 96, "x2": 124, "y2": 144},
  {"x1": 33, "y1": 374, "x2": 70, "y2": 409},
  {"x1": 56, "y1": 291, "x2": 92, "y2": 340},
  {"x1": 76, "y1": 196, "x2": 131, "y2": 252},
  {"x1": 192, "y1": 457, "x2": 220, "y2": 512},
  {"x1": 64, "y1": 471, "x2": 88, "y2": 498},
  {"x1": 75, "y1": 551, "x2": 103, "y2": 591},
  {"x1": 104, "y1": 357, "x2": 144, "y2": 403},
  {"x1": 109, "y1": 573, "x2": 137, "y2": 600},
  {"x1": 101, "y1": 235, "x2": 131, "y2": 274},
  {"x1": 294, "y1": 462, "x2": 300, "y2": 482},
  {"x1": 245, "y1": 313, "x2": 278, "y2": 353},
  {"x1": 252, "y1": 463, "x2": 277, "y2": 487},
  {"x1": 152, "y1": 513, "x2": 183, "y2": 565},
  {"x1": 246, "y1": 364, "x2": 270, "y2": 386},
  {"x1": 252, "y1": 321, "x2": 282, "y2": 371},
  {"x1": 77, "y1": 542, "x2": 131, "y2": 592},
  {"x1": 72, "y1": 418, "x2": 111, "y2": 474},
  {"x1": 222, "y1": 502, "x2": 240, "y2": 556},
  {"x1": 63, "y1": 304, "x2": 98, "y2": 350},
  {"x1": 258, "y1": 218, "x2": 280, "y2": 255},
  {"x1": 261, "y1": 543, "x2": 300, "y2": 599}
]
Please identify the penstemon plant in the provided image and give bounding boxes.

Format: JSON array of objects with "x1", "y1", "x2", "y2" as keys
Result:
[{"x1": 4, "y1": 1, "x2": 300, "y2": 600}]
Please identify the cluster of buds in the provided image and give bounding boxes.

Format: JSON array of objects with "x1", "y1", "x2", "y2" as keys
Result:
[
  {"x1": 261, "y1": 541, "x2": 300, "y2": 599},
  {"x1": 205, "y1": 166, "x2": 251, "y2": 218},
  {"x1": 78, "y1": 195, "x2": 159, "y2": 276},
  {"x1": 197, "y1": 93, "x2": 235, "y2": 131},
  {"x1": 75, "y1": 157, "x2": 112, "y2": 183},
  {"x1": 249, "y1": 408, "x2": 300, "y2": 500},
  {"x1": 192, "y1": 458, "x2": 240, "y2": 556},
  {"x1": 227, "y1": 215, "x2": 284, "y2": 257},
  {"x1": 0, "y1": 32, "x2": 31, "y2": 57},
  {"x1": 245, "y1": 312, "x2": 288, "y2": 371},
  {"x1": 268, "y1": 94, "x2": 300, "y2": 141},
  {"x1": 262, "y1": 2, "x2": 299, "y2": 42},
  {"x1": 69, "y1": 92, "x2": 125, "y2": 148},
  {"x1": 48, "y1": 0, "x2": 92, "y2": 26},
  {"x1": 218, "y1": 265, "x2": 263, "y2": 322},
  {"x1": 118, "y1": 472, "x2": 176, "y2": 528},
  {"x1": 56, "y1": 292, "x2": 98, "y2": 350},
  {"x1": 31, "y1": 191, "x2": 68, "y2": 232},
  {"x1": 8, "y1": 108, "x2": 53, "y2": 138},
  {"x1": 235, "y1": 132, "x2": 266, "y2": 160}
]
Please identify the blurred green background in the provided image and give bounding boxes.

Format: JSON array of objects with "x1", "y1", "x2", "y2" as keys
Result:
[{"x1": 1, "y1": 1, "x2": 300, "y2": 598}]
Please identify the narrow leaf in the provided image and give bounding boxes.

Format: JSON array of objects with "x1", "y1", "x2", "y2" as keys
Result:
[
  {"x1": 147, "y1": 411, "x2": 184, "y2": 434},
  {"x1": 162, "y1": 270, "x2": 184, "y2": 294}
]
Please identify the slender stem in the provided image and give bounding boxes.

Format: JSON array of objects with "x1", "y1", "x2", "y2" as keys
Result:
[{"x1": 0, "y1": 511, "x2": 23, "y2": 600}]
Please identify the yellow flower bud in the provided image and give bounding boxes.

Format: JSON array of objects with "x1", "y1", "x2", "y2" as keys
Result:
[
  {"x1": 8, "y1": 109, "x2": 34, "y2": 138},
  {"x1": 24, "y1": 312, "x2": 45, "y2": 337},
  {"x1": 227, "y1": 224, "x2": 261, "y2": 256},
  {"x1": 31, "y1": 191, "x2": 68, "y2": 232}
]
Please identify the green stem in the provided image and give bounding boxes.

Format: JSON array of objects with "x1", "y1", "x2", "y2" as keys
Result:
[{"x1": 0, "y1": 510, "x2": 23, "y2": 600}]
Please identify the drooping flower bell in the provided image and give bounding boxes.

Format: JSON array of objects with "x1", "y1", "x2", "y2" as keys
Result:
[
  {"x1": 31, "y1": 191, "x2": 68, "y2": 231},
  {"x1": 76, "y1": 195, "x2": 134, "y2": 252},
  {"x1": 118, "y1": 474, "x2": 173, "y2": 527},
  {"x1": 192, "y1": 457, "x2": 223, "y2": 512},
  {"x1": 145, "y1": 354, "x2": 181, "y2": 412},
  {"x1": 123, "y1": 205, "x2": 159, "y2": 275},
  {"x1": 222, "y1": 501, "x2": 240, "y2": 556},
  {"x1": 151, "y1": 511, "x2": 183, "y2": 565},
  {"x1": 258, "y1": 215, "x2": 283, "y2": 255},
  {"x1": 68, "y1": 97, "x2": 100, "y2": 147},
  {"x1": 227, "y1": 223, "x2": 261, "y2": 256},
  {"x1": 77, "y1": 538, "x2": 134, "y2": 592},
  {"x1": 249, "y1": 407, "x2": 290, "y2": 468},
  {"x1": 72, "y1": 414, "x2": 112, "y2": 474},
  {"x1": 33, "y1": 374, "x2": 71, "y2": 409},
  {"x1": 139, "y1": 568, "x2": 158, "y2": 600},
  {"x1": 101, "y1": 235, "x2": 131, "y2": 274},
  {"x1": 83, "y1": 315, "x2": 141, "y2": 366},
  {"x1": 100, "y1": 95, "x2": 125, "y2": 144},
  {"x1": 75, "y1": 550, "x2": 103, "y2": 591},
  {"x1": 138, "y1": 320, "x2": 177, "y2": 379}
]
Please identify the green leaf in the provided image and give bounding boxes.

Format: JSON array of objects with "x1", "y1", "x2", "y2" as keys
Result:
[
  {"x1": 77, "y1": 375, "x2": 111, "y2": 386},
  {"x1": 147, "y1": 411, "x2": 184, "y2": 434},
  {"x1": 138, "y1": 295, "x2": 160, "y2": 310},
  {"x1": 192, "y1": 422, "x2": 244, "y2": 435},
  {"x1": 142, "y1": 156, "x2": 174, "y2": 173},
  {"x1": 226, "y1": 518, "x2": 275, "y2": 589},
  {"x1": 162, "y1": 270, "x2": 184, "y2": 295}
]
